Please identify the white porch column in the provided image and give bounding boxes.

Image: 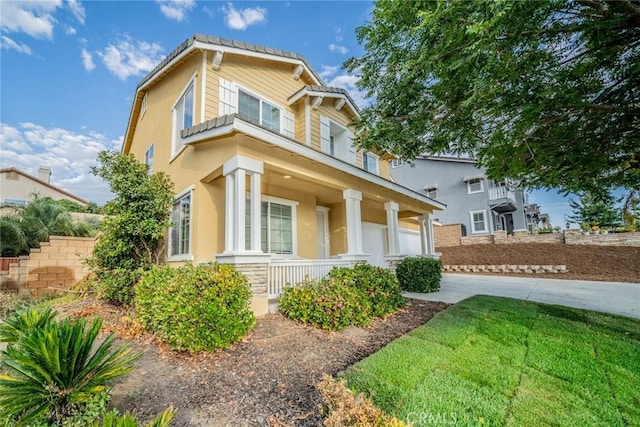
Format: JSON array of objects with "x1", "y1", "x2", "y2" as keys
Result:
[
  {"x1": 384, "y1": 201, "x2": 400, "y2": 255},
  {"x1": 419, "y1": 213, "x2": 436, "y2": 257},
  {"x1": 343, "y1": 189, "x2": 364, "y2": 254},
  {"x1": 222, "y1": 155, "x2": 264, "y2": 254}
]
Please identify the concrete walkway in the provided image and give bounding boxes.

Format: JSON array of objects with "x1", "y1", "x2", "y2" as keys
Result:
[{"x1": 405, "y1": 273, "x2": 640, "y2": 319}]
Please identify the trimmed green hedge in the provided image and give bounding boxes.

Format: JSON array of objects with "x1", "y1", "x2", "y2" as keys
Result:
[
  {"x1": 279, "y1": 263, "x2": 405, "y2": 331},
  {"x1": 135, "y1": 263, "x2": 255, "y2": 352},
  {"x1": 395, "y1": 256, "x2": 442, "y2": 293}
]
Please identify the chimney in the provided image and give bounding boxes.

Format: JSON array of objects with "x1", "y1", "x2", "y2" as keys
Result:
[{"x1": 38, "y1": 166, "x2": 51, "y2": 184}]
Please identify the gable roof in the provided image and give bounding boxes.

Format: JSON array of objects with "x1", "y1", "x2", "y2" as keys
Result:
[
  {"x1": 0, "y1": 167, "x2": 89, "y2": 205},
  {"x1": 123, "y1": 33, "x2": 328, "y2": 153},
  {"x1": 288, "y1": 85, "x2": 360, "y2": 115}
]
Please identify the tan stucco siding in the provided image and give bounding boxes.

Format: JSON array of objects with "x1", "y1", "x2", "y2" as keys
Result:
[
  {"x1": 0, "y1": 173, "x2": 86, "y2": 205},
  {"x1": 329, "y1": 202, "x2": 346, "y2": 256}
]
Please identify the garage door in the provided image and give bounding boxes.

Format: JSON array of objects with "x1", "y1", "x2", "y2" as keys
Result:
[{"x1": 362, "y1": 222, "x2": 387, "y2": 267}]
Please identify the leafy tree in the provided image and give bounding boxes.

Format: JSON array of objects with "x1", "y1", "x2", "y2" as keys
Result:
[
  {"x1": 567, "y1": 191, "x2": 622, "y2": 230},
  {"x1": 89, "y1": 151, "x2": 174, "y2": 304},
  {"x1": 0, "y1": 196, "x2": 95, "y2": 257},
  {"x1": 90, "y1": 151, "x2": 174, "y2": 271},
  {"x1": 346, "y1": 0, "x2": 640, "y2": 196}
]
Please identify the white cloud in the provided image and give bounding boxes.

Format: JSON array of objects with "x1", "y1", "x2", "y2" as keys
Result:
[
  {"x1": 222, "y1": 2, "x2": 266, "y2": 30},
  {"x1": 1, "y1": 35, "x2": 33, "y2": 55},
  {"x1": 81, "y1": 47, "x2": 95, "y2": 71},
  {"x1": 320, "y1": 65, "x2": 368, "y2": 108},
  {"x1": 328, "y1": 44, "x2": 348, "y2": 55},
  {"x1": 98, "y1": 36, "x2": 164, "y2": 80},
  {"x1": 66, "y1": 0, "x2": 86, "y2": 25},
  {"x1": 156, "y1": 0, "x2": 195, "y2": 22},
  {"x1": 64, "y1": 25, "x2": 77, "y2": 35},
  {"x1": 0, "y1": 0, "x2": 62, "y2": 39},
  {"x1": 0, "y1": 123, "x2": 122, "y2": 204}
]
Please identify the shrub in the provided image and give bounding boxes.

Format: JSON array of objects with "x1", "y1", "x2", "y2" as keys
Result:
[
  {"x1": 279, "y1": 278, "x2": 372, "y2": 331},
  {"x1": 0, "y1": 306, "x2": 57, "y2": 345},
  {"x1": 135, "y1": 263, "x2": 255, "y2": 352},
  {"x1": 395, "y1": 257, "x2": 442, "y2": 293},
  {"x1": 0, "y1": 315, "x2": 140, "y2": 426},
  {"x1": 93, "y1": 407, "x2": 175, "y2": 427},
  {"x1": 317, "y1": 374, "x2": 406, "y2": 427},
  {"x1": 96, "y1": 268, "x2": 143, "y2": 306},
  {"x1": 327, "y1": 263, "x2": 405, "y2": 318}
]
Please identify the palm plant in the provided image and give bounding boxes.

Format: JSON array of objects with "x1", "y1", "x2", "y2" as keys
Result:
[
  {"x1": 0, "y1": 306, "x2": 57, "y2": 345},
  {"x1": 0, "y1": 315, "x2": 141, "y2": 425},
  {"x1": 94, "y1": 407, "x2": 175, "y2": 427}
]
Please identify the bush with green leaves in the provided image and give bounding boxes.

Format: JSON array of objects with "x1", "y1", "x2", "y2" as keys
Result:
[
  {"x1": 135, "y1": 263, "x2": 255, "y2": 353},
  {"x1": 327, "y1": 263, "x2": 405, "y2": 318},
  {"x1": 279, "y1": 278, "x2": 372, "y2": 331},
  {"x1": 92, "y1": 407, "x2": 175, "y2": 427},
  {"x1": 279, "y1": 263, "x2": 405, "y2": 331},
  {"x1": 395, "y1": 257, "x2": 442, "y2": 293},
  {"x1": 0, "y1": 306, "x2": 57, "y2": 345},
  {"x1": 0, "y1": 311, "x2": 140, "y2": 426},
  {"x1": 88, "y1": 151, "x2": 174, "y2": 305},
  {"x1": 96, "y1": 268, "x2": 143, "y2": 306}
]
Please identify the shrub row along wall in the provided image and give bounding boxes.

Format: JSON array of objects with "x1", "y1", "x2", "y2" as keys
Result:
[
  {"x1": 435, "y1": 226, "x2": 640, "y2": 247},
  {"x1": 0, "y1": 236, "x2": 95, "y2": 297}
]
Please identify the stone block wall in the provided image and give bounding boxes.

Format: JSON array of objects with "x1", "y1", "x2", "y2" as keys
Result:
[
  {"x1": 433, "y1": 224, "x2": 462, "y2": 247},
  {"x1": 0, "y1": 236, "x2": 95, "y2": 297}
]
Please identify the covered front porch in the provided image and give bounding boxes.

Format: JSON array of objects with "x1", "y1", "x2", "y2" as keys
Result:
[{"x1": 209, "y1": 153, "x2": 443, "y2": 311}]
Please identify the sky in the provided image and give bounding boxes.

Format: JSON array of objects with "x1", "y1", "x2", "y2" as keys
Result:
[{"x1": 0, "y1": 0, "x2": 575, "y2": 226}]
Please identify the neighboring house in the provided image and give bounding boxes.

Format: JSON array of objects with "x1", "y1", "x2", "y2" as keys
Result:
[
  {"x1": 122, "y1": 34, "x2": 445, "y2": 315},
  {"x1": 391, "y1": 156, "x2": 547, "y2": 236},
  {"x1": 0, "y1": 166, "x2": 88, "y2": 207}
]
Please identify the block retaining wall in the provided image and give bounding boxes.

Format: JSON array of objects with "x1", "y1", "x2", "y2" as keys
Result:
[
  {"x1": 0, "y1": 236, "x2": 95, "y2": 297},
  {"x1": 443, "y1": 264, "x2": 568, "y2": 274}
]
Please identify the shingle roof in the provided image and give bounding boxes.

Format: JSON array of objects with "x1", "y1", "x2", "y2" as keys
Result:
[
  {"x1": 288, "y1": 85, "x2": 361, "y2": 114},
  {"x1": 181, "y1": 114, "x2": 236, "y2": 138},
  {"x1": 136, "y1": 34, "x2": 324, "y2": 89}
]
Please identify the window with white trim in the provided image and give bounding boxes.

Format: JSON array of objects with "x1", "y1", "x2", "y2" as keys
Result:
[
  {"x1": 169, "y1": 192, "x2": 191, "y2": 257},
  {"x1": 171, "y1": 79, "x2": 195, "y2": 156},
  {"x1": 424, "y1": 186, "x2": 438, "y2": 199},
  {"x1": 470, "y1": 210, "x2": 488, "y2": 233},
  {"x1": 2, "y1": 198, "x2": 26, "y2": 206},
  {"x1": 467, "y1": 178, "x2": 484, "y2": 194},
  {"x1": 145, "y1": 144, "x2": 154, "y2": 174},
  {"x1": 245, "y1": 197, "x2": 296, "y2": 255},
  {"x1": 363, "y1": 152, "x2": 379, "y2": 174},
  {"x1": 390, "y1": 159, "x2": 404, "y2": 168},
  {"x1": 320, "y1": 116, "x2": 356, "y2": 164},
  {"x1": 238, "y1": 90, "x2": 281, "y2": 133}
]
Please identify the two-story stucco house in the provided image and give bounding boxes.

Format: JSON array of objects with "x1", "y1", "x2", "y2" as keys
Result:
[
  {"x1": 391, "y1": 156, "x2": 545, "y2": 236},
  {"x1": 122, "y1": 34, "x2": 445, "y2": 315}
]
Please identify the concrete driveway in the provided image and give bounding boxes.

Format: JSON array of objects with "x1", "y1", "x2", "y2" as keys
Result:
[{"x1": 405, "y1": 274, "x2": 640, "y2": 319}]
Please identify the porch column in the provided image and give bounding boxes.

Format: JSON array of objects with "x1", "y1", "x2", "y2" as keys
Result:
[
  {"x1": 419, "y1": 213, "x2": 436, "y2": 257},
  {"x1": 222, "y1": 155, "x2": 264, "y2": 254},
  {"x1": 343, "y1": 189, "x2": 364, "y2": 254},
  {"x1": 384, "y1": 201, "x2": 400, "y2": 255}
]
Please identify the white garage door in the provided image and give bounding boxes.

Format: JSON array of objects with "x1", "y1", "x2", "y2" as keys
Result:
[
  {"x1": 399, "y1": 228, "x2": 421, "y2": 256},
  {"x1": 362, "y1": 222, "x2": 387, "y2": 267}
]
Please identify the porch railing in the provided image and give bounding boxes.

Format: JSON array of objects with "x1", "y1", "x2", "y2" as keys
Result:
[{"x1": 268, "y1": 258, "x2": 356, "y2": 298}]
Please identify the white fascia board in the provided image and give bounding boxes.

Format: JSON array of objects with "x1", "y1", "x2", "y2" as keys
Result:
[
  {"x1": 182, "y1": 117, "x2": 447, "y2": 211},
  {"x1": 288, "y1": 89, "x2": 359, "y2": 117},
  {"x1": 192, "y1": 40, "x2": 321, "y2": 85}
]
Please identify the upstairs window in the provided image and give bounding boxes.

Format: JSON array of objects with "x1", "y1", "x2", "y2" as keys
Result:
[
  {"x1": 145, "y1": 144, "x2": 154, "y2": 174},
  {"x1": 320, "y1": 116, "x2": 356, "y2": 164},
  {"x1": 390, "y1": 159, "x2": 404, "y2": 168},
  {"x1": 466, "y1": 178, "x2": 484, "y2": 194},
  {"x1": 172, "y1": 77, "x2": 195, "y2": 156},
  {"x1": 238, "y1": 90, "x2": 280, "y2": 133},
  {"x1": 363, "y1": 152, "x2": 379, "y2": 174}
]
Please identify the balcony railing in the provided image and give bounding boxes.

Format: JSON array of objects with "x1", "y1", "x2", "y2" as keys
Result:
[
  {"x1": 268, "y1": 258, "x2": 357, "y2": 298},
  {"x1": 489, "y1": 186, "x2": 516, "y2": 202}
]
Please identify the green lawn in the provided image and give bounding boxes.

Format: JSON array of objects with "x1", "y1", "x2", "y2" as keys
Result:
[{"x1": 342, "y1": 296, "x2": 640, "y2": 426}]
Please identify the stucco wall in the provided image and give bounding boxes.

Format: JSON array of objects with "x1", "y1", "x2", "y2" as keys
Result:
[
  {"x1": 0, "y1": 236, "x2": 95, "y2": 297},
  {"x1": 0, "y1": 172, "x2": 86, "y2": 206}
]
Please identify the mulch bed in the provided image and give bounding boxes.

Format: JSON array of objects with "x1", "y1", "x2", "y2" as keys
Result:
[
  {"x1": 438, "y1": 243, "x2": 640, "y2": 283},
  {"x1": 58, "y1": 297, "x2": 448, "y2": 426}
]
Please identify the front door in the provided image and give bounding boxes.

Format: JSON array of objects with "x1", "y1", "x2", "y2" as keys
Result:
[
  {"x1": 362, "y1": 222, "x2": 387, "y2": 267},
  {"x1": 316, "y1": 207, "x2": 329, "y2": 259}
]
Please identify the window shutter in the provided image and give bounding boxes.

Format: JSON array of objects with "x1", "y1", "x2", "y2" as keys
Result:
[
  {"x1": 347, "y1": 131, "x2": 357, "y2": 164},
  {"x1": 282, "y1": 110, "x2": 295, "y2": 138},
  {"x1": 218, "y1": 77, "x2": 237, "y2": 116},
  {"x1": 320, "y1": 115, "x2": 331, "y2": 153}
]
